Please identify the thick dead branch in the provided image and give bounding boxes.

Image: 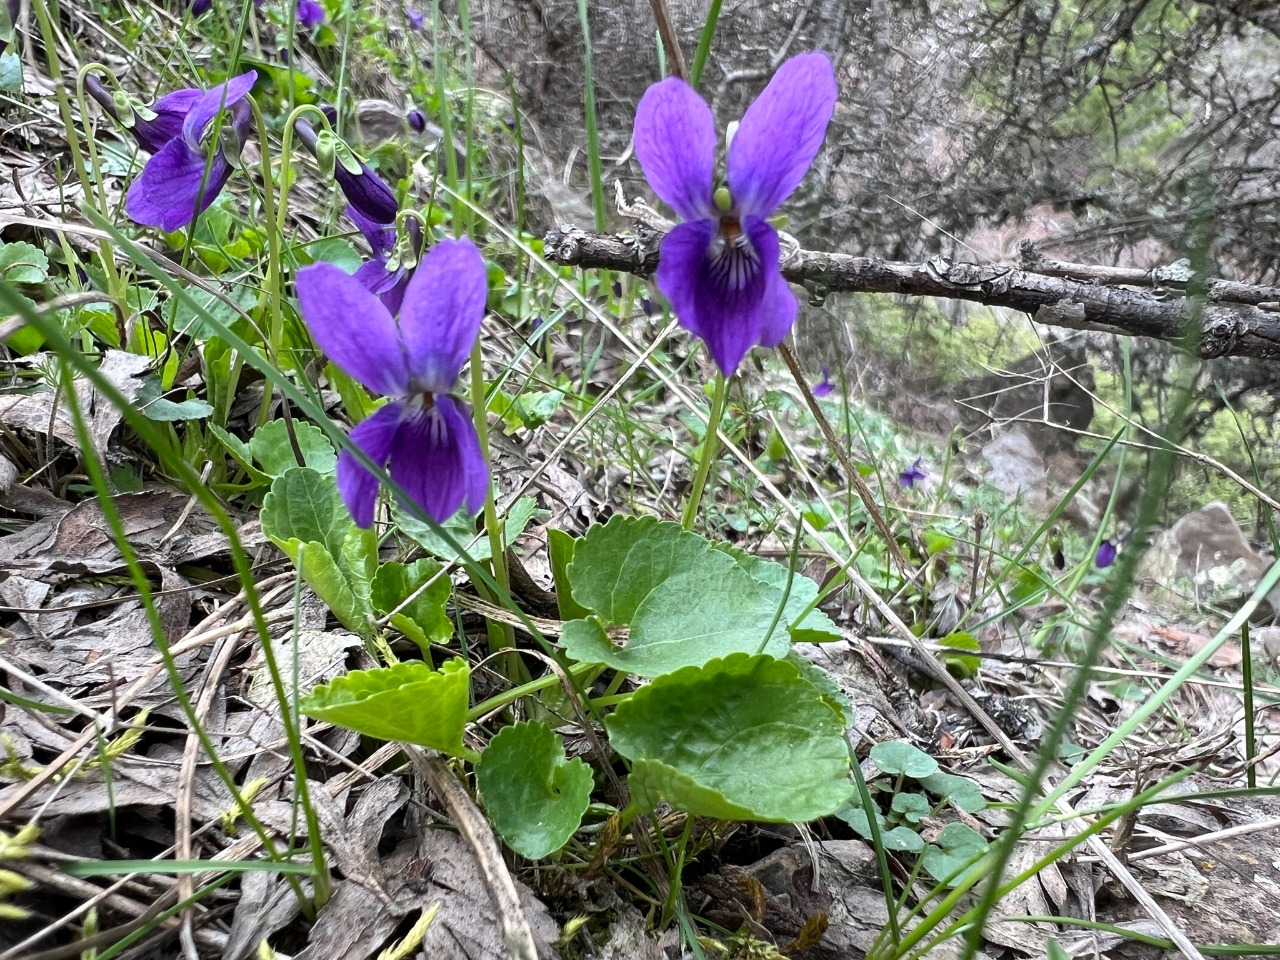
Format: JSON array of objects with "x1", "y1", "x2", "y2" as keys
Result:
[{"x1": 542, "y1": 225, "x2": 1280, "y2": 362}]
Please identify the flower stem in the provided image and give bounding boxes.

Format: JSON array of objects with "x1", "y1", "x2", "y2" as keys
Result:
[
  {"x1": 681, "y1": 373, "x2": 728, "y2": 531},
  {"x1": 468, "y1": 341, "x2": 528, "y2": 683}
]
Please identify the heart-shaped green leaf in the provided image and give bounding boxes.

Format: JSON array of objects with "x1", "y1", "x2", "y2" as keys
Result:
[
  {"x1": 607, "y1": 653, "x2": 852, "y2": 822},
  {"x1": 891, "y1": 792, "x2": 931, "y2": 824},
  {"x1": 921, "y1": 822, "x2": 988, "y2": 884},
  {"x1": 261, "y1": 467, "x2": 351, "y2": 560},
  {"x1": 249, "y1": 419, "x2": 337, "y2": 477},
  {"x1": 870, "y1": 740, "x2": 939, "y2": 778},
  {"x1": 712, "y1": 542, "x2": 840, "y2": 642},
  {"x1": 371, "y1": 559, "x2": 454, "y2": 648},
  {"x1": 560, "y1": 517, "x2": 793, "y2": 676},
  {"x1": 294, "y1": 540, "x2": 368, "y2": 636},
  {"x1": 300, "y1": 658, "x2": 470, "y2": 754},
  {"x1": 475, "y1": 721, "x2": 593, "y2": 859},
  {"x1": 919, "y1": 771, "x2": 987, "y2": 813},
  {"x1": 836, "y1": 799, "x2": 925, "y2": 852}
]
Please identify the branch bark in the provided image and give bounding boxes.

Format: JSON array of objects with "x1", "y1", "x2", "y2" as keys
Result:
[{"x1": 542, "y1": 224, "x2": 1280, "y2": 362}]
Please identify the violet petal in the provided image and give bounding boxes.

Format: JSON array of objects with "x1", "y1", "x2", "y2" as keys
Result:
[
  {"x1": 347, "y1": 202, "x2": 396, "y2": 258},
  {"x1": 180, "y1": 71, "x2": 257, "y2": 147},
  {"x1": 125, "y1": 139, "x2": 232, "y2": 231},
  {"x1": 353, "y1": 257, "x2": 410, "y2": 315},
  {"x1": 296, "y1": 262, "x2": 410, "y2": 397},
  {"x1": 633, "y1": 77, "x2": 717, "y2": 222},
  {"x1": 728, "y1": 52, "x2": 837, "y2": 216},
  {"x1": 336, "y1": 401, "x2": 404, "y2": 528},
  {"x1": 296, "y1": 0, "x2": 324, "y2": 27},
  {"x1": 390, "y1": 395, "x2": 488, "y2": 523},
  {"x1": 655, "y1": 216, "x2": 780, "y2": 377},
  {"x1": 398, "y1": 238, "x2": 487, "y2": 394},
  {"x1": 132, "y1": 88, "x2": 202, "y2": 153},
  {"x1": 335, "y1": 162, "x2": 398, "y2": 225},
  {"x1": 1096, "y1": 539, "x2": 1117, "y2": 568},
  {"x1": 744, "y1": 215, "x2": 796, "y2": 347}
]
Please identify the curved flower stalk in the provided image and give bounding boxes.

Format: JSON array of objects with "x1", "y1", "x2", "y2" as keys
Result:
[
  {"x1": 291, "y1": 115, "x2": 415, "y2": 307},
  {"x1": 296, "y1": 238, "x2": 490, "y2": 527},
  {"x1": 633, "y1": 53, "x2": 838, "y2": 377},
  {"x1": 121, "y1": 71, "x2": 258, "y2": 232}
]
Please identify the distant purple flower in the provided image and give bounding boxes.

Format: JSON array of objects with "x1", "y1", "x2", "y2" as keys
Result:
[
  {"x1": 899, "y1": 457, "x2": 926, "y2": 489},
  {"x1": 297, "y1": 239, "x2": 490, "y2": 527},
  {"x1": 1095, "y1": 539, "x2": 1117, "y2": 568},
  {"x1": 812, "y1": 364, "x2": 835, "y2": 397},
  {"x1": 296, "y1": 0, "x2": 323, "y2": 28},
  {"x1": 611, "y1": 280, "x2": 623, "y2": 298},
  {"x1": 640, "y1": 297, "x2": 654, "y2": 317},
  {"x1": 633, "y1": 52, "x2": 837, "y2": 378},
  {"x1": 404, "y1": 4, "x2": 424, "y2": 30},
  {"x1": 188, "y1": 0, "x2": 211, "y2": 14},
  {"x1": 407, "y1": 108, "x2": 426, "y2": 133},
  {"x1": 125, "y1": 71, "x2": 257, "y2": 232}
]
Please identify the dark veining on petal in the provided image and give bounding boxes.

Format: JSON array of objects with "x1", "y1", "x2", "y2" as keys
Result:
[{"x1": 706, "y1": 216, "x2": 761, "y2": 293}]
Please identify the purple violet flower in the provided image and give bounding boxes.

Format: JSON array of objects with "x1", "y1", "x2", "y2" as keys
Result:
[
  {"x1": 633, "y1": 52, "x2": 837, "y2": 378},
  {"x1": 899, "y1": 457, "x2": 926, "y2": 489},
  {"x1": 188, "y1": 0, "x2": 211, "y2": 14},
  {"x1": 1095, "y1": 539, "x2": 1117, "y2": 568},
  {"x1": 297, "y1": 238, "x2": 490, "y2": 527},
  {"x1": 812, "y1": 364, "x2": 835, "y2": 397},
  {"x1": 293, "y1": 118, "x2": 399, "y2": 225},
  {"x1": 125, "y1": 71, "x2": 257, "y2": 232},
  {"x1": 407, "y1": 108, "x2": 426, "y2": 133},
  {"x1": 296, "y1": 0, "x2": 324, "y2": 28},
  {"x1": 350, "y1": 209, "x2": 422, "y2": 315},
  {"x1": 404, "y1": 4, "x2": 424, "y2": 30},
  {"x1": 640, "y1": 296, "x2": 654, "y2": 317},
  {"x1": 84, "y1": 74, "x2": 200, "y2": 155}
]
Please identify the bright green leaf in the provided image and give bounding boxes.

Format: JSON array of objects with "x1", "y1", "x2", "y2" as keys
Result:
[
  {"x1": 296, "y1": 540, "x2": 368, "y2": 635},
  {"x1": 249, "y1": 419, "x2": 337, "y2": 477},
  {"x1": 560, "y1": 517, "x2": 792, "y2": 676},
  {"x1": 1010, "y1": 566, "x2": 1051, "y2": 606},
  {"x1": 476, "y1": 721, "x2": 593, "y2": 859},
  {"x1": 870, "y1": 740, "x2": 939, "y2": 778},
  {"x1": 300, "y1": 658, "x2": 470, "y2": 754},
  {"x1": 371, "y1": 559, "x2": 454, "y2": 648},
  {"x1": 923, "y1": 530, "x2": 955, "y2": 555},
  {"x1": 547, "y1": 529, "x2": 589, "y2": 621},
  {"x1": 607, "y1": 654, "x2": 852, "y2": 822},
  {"x1": 938, "y1": 631, "x2": 980, "y2": 679}
]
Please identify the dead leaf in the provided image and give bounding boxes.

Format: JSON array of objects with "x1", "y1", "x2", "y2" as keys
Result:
[{"x1": 0, "y1": 350, "x2": 150, "y2": 458}]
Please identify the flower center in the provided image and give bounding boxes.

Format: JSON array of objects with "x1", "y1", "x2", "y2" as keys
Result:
[{"x1": 707, "y1": 216, "x2": 759, "y2": 293}]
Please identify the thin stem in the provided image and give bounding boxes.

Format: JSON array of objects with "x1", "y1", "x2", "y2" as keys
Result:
[
  {"x1": 681, "y1": 373, "x2": 728, "y2": 531},
  {"x1": 469, "y1": 340, "x2": 524, "y2": 679}
]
